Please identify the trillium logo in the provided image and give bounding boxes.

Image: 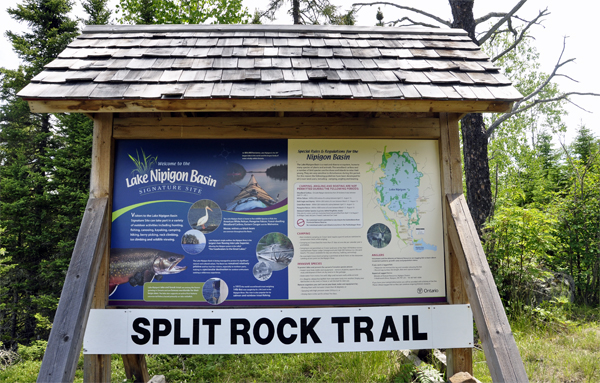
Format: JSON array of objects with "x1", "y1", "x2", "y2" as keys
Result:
[{"x1": 417, "y1": 288, "x2": 423, "y2": 294}]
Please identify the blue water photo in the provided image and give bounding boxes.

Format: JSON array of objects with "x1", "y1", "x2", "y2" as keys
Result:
[{"x1": 181, "y1": 229, "x2": 206, "y2": 255}]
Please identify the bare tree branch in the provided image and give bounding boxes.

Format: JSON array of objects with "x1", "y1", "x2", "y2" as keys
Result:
[
  {"x1": 487, "y1": 92, "x2": 600, "y2": 138},
  {"x1": 352, "y1": 2, "x2": 451, "y2": 27},
  {"x1": 475, "y1": 12, "x2": 511, "y2": 25},
  {"x1": 486, "y1": 37, "x2": 600, "y2": 138},
  {"x1": 491, "y1": 8, "x2": 549, "y2": 62},
  {"x1": 386, "y1": 17, "x2": 440, "y2": 29},
  {"x1": 477, "y1": 0, "x2": 528, "y2": 46}
]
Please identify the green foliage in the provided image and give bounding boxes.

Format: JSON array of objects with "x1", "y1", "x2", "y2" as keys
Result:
[
  {"x1": 393, "y1": 363, "x2": 415, "y2": 382},
  {"x1": 484, "y1": 205, "x2": 558, "y2": 305},
  {"x1": 116, "y1": 0, "x2": 252, "y2": 25},
  {"x1": 414, "y1": 363, "x2": 444, "y2": 383},
  {"x1": 0, "y1": 0, "x2": 92, "y2": 347},
  {"x1": 259, "y1": 0, "x2": 355, "y2": 25},
  {"x1": 142, "y1": 351, "x2": 403, "y2": 382},
  {"x1": 553, "y1": 129, "x2": 600, "y2": 305},
  {"x1": 477, "y1": 26, "x2": 600, "y2": 315},
  {"x1": 474, "y1": 314, "x2": 600, "y2": 382},
  {"x1": 81, "y1": 0, "x2": 111, "y2": 25},
  {"x1": 17, "y1": 340, "x2": 47, "y2": 362},
  {"x1": 6, "y1": 0, "x2": 78, "y2": 76}
]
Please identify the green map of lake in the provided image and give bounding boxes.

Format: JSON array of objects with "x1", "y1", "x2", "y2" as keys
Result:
[{"x1": 371, "y1": 147, "x2": 437, "y2": 253}]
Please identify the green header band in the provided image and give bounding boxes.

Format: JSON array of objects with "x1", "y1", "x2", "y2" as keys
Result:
[{"x1": 112, "y1": 200, "x2": 191, "y2": 222}]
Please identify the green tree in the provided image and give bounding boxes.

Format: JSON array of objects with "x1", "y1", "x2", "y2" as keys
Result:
[
  {"x1": 555, "y1": 128, "x2": 600, "y2": 304},
  {"x1": 484, "y1": 31, "x2": 566, "y2": 209},
  {"x1": 81, "y1": 0, "x2": 112, "y2": 25},
  {"x1": 116, "y1": 0, "x2": 252, "y2": 25},
  {"x1": 0, "y1": 0, "x2": 80, "y2": 347},
  {"x1": 352, "y1": 0, "x2": 600, "y2": 236},
  {"x1": 258, "y1": 0, "x2": 355, "y2": 25}
]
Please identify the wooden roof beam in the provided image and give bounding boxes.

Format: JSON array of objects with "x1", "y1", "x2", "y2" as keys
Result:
[{"x1": 25, "y1": 98, "x2": 513, "y2": 114}]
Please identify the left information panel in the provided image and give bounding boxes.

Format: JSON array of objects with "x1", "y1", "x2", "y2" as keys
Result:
[{"x1": 108, "y1": 139, "x2": 289, "y2": 307}]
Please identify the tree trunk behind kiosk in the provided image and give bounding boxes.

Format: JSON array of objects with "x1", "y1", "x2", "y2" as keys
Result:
[
  {"x1": 293, "y1": 0, "x2": 301, "y2": 24},
  {"x1": 449, "y1": 0, "x2": 492, "y2": 236}
]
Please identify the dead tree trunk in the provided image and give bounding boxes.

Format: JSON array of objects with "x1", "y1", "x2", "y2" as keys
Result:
[
  {"x1": 293, "y1": 0, "x2": 301, "y2": 24},
  {"x1": 460, "y1": 113, "x2": 492, "y2": 236},
  {"x1": 449, "y1": 0, "x2": 492, "y2": 235}
]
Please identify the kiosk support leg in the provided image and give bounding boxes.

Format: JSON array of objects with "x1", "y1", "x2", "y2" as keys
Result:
[
  {"x1": 84, "y1": 113, "x2": 114, "y2": 382},
  {"x1": 122, "y1": 354, "x2": 150, "y2": 383}
]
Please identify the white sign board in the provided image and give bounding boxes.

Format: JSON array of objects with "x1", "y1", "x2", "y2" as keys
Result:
[{"x1": 84, "y1": 305, "x2": 472, "y2": 354}]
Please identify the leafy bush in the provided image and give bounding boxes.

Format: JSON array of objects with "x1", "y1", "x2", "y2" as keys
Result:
[
  {"x1": 17, "y1": 340, "x2": 47, "y2": 362},
  {"x1": 484, "y1": 205, "x2": 559, "y2": 307}
]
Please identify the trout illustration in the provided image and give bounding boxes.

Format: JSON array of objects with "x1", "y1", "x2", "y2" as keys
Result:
[{"x1": 109, "y1": 248, "x2": 187, "y2": 295}]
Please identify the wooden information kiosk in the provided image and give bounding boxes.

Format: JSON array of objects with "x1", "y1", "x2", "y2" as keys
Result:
[{"x1": 18, "y1": 24, "x2": 527, "y2": 382}]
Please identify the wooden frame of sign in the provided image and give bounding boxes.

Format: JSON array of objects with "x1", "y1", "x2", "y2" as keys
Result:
[{"x1": 31, "y1": 101, "x2": 527, "y2": 382}]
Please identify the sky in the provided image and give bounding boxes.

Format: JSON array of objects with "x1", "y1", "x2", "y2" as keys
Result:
[{"x1": 0, "y1": 0, "x2": 598, "y2": 143}]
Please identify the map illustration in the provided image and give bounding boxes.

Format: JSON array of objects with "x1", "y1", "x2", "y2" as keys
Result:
[{"x1": 368, "y1": 145, "x2": 439, "y2": 253}]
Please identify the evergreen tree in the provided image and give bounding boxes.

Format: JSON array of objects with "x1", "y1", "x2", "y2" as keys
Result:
[
  {"x1": 116, "y1": 0, "x2": 252, "y2": 25},
  {"x1": 0, "y1": 0, "x2": 79, "y2": 347},
  {"x1": 572, "y1": 125, "x2": 596, "y2": 163},
  {"x1": 82, "y1": 0, "x2": 112, "y2": 25},
  {"x1": 258, "y1": 0, "x2": 355, "y2": 25}
]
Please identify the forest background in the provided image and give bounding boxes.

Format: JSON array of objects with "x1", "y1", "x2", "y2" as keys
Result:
[{"x1": 0, "y1": 0, "x2": 599, "y2": 381}]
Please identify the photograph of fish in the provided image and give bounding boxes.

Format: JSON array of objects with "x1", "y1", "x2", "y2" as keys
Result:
[
  {"x1": 202, "y1": 278, "x2": 228, "y2": 305},
  {"x1": 253, "y1": 261, "x2": 273, "y2": 281},
  {"x1": 188, "y1": 199, "x2": 222, "y2": 234},
  {"x1": 367, "y1": 223, "x2": 392, "y2": 249},
  {"x1": 181, "y1": 229, "x2": 206, "y2": 255},
  {"x1": 256, "y1": 233, "x2": 294, "y2": 271},
  {"x1": 109, "y1": 248, "x2": 187, "y2": 295}
]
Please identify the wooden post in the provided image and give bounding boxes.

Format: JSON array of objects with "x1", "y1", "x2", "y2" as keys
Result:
[
  {"x1": 439, "y1": 113, "x2": 473, "y2": 376},
  {"x1": 122, "y1": 354, "x2": 151, "y2": 383},
  {"x1": 84, "y1": 113, "x2": 114, "y2": 382},
  {"x1": 447, "y1": 193, "x2": 528, "y2": 382},
  {"x1": 36, "y1": 198, "x2": 109, "y2": 383}
]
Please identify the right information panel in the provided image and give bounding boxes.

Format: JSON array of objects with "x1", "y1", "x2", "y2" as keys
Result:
[{"x1": 288, "y1": 139, "x2": 445, "y2": 303}]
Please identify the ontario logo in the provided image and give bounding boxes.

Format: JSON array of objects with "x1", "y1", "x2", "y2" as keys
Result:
[{"x1": 417, "y1": 288, "x2": 440, "y2": 294}]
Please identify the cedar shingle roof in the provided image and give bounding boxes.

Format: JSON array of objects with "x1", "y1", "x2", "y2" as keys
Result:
[{"x1": 17, "y1": 24, "x2": 522, "y2": 102}]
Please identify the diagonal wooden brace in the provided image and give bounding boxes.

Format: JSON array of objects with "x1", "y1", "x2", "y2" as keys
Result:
[
  {"x1": 37, "y1": 197, "x2": 108, "y2": 383},
  {"x1": 446, "y1": 193, "x2": 528, "y2": 382}
]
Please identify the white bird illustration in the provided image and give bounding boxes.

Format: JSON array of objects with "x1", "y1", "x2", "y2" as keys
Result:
[{"x1": 196, "y1": 206, "x2": 213, "y2": 229}]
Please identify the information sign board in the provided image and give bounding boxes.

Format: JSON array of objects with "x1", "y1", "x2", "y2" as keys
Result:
[
  {"x1": 108, "y1": 139, "x2": 445, "y2": 307},
  {"x1": 84, "y1": 305, "x2": 473, "y2": 354}
]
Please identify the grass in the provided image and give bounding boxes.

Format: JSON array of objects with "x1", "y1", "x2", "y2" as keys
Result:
[
  {"x1": 473, "y1": 307, "x2": 600, "y2": 383},
  {"x1": 0, "y1": 351, "x2": 406, "y2": 383},
  {"x1": 2, "y1": 308, "x2": 599, "y2": 382}
]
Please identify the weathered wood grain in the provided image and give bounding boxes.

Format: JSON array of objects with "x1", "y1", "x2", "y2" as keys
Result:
[
  {"x1": 122, "y1": 354, "x2": 151, "y2": 383},
  {"x1": 37, "y1": 198, "x2": 109, "y2": 383},
  {"x1": 83, "y1": 113, "x2": 114, "y2": 383},
  {"x1": 27, "y1": 98, "x2": 515, "y2": 114},
  {"x1": 112, "y1": 116, "x2": 440, "y2": 139},
  {"x1": 439, "y1": 113, "x2": 472, "y2": 376},
  {"x1": 446, "y1": 193, "x2": 529, "y2": 382}
]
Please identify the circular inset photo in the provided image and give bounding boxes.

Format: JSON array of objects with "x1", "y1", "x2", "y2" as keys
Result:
[
  {"x1": 181, "y1": 229, "x2": 207, "y2": 254},
  {"x1": 256, "y1": 232, "x2": 294, "y2": 271},
  {"x1": 367, "y1": 223, "x2": 392, "y2": 249},
  {"x1": 188, "y1": 199, "x2": 222, "y2": 234},
  {"x1": 203, "y1": 278, "x2": 228, "y2": 305},
  {"x1": 253, "y1": 261, "x2": 273, "y2": 281}
]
